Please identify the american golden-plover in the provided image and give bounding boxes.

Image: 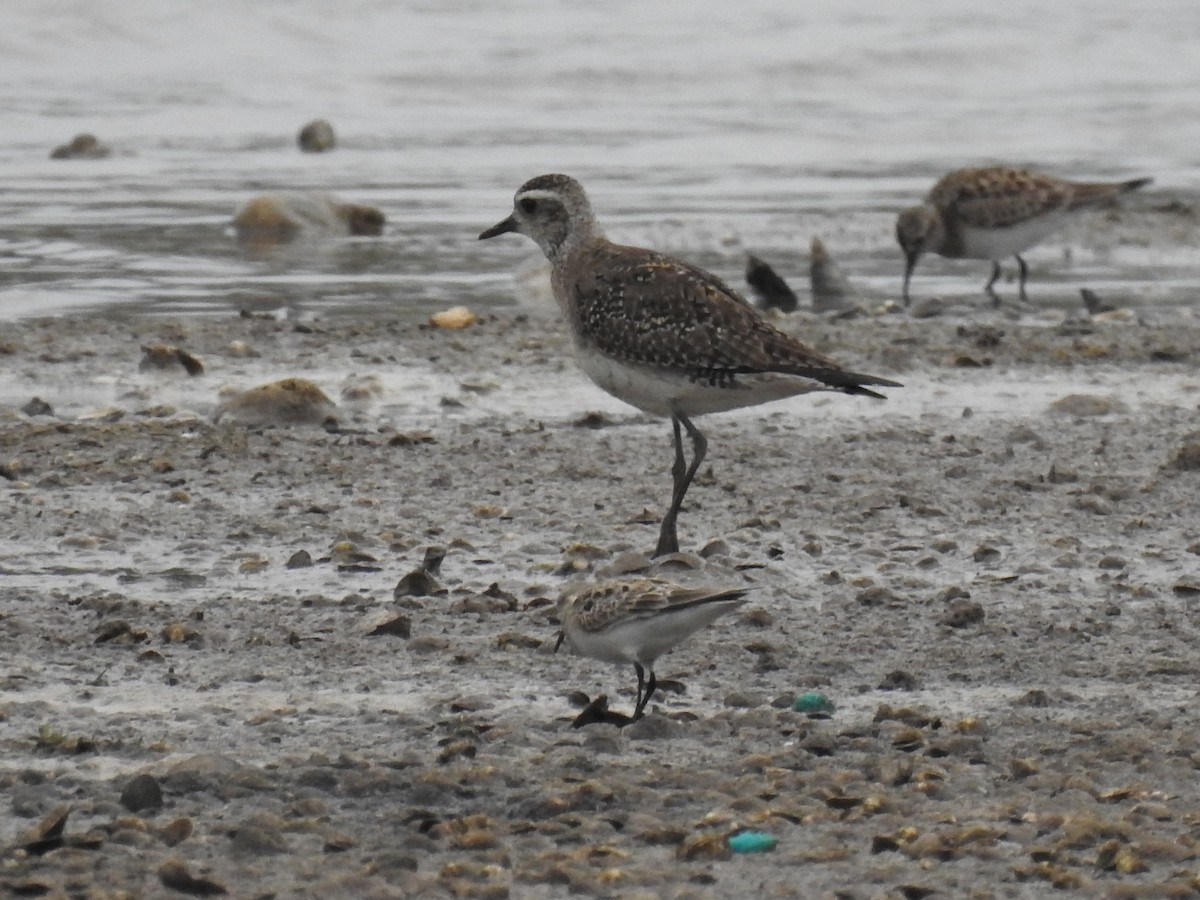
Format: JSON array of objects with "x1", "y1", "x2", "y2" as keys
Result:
[{"x1": 480, "y1": 173, "x2": 899, "y2": 557}]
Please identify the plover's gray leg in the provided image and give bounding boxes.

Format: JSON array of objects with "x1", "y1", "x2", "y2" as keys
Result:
[
  {"x1": 656, "y1": 412, "x2": 706, "y2": 558},
  {"x1": 1015, "y1": 254, "x2": 1030, "y2": 302}
]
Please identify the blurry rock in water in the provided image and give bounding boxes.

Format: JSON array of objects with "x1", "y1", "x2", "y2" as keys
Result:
[
  {"x1": 744, "y1": 254, "x2": 798, "y2": 313},
  {"x1": 140, "y1": 344, "x2": 204, "y2": 377},
  {"x1": 809, "y1": 237, "x2": 857, "y2": 313},
  {"x1": 1080, "y1": 287, "x2": 1117, "y2": 315},
  {"x1": 214, "y1": 377, "x2": 337, "y2": 427},
  {"x1": 50, "y1": 133, "x2": 110, "y2": 159},
  {"x1": 297, "y1": 119, "x2": 336, "y2": 153},
  {"x1": 233, "y1": 192, "x2": 385, "y2": 245},
  {"x1": 340, "y1": 373, "x2": 384, "y2": 403}
]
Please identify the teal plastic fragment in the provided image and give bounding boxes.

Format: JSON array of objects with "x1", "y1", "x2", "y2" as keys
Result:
[
  {"x1": 793, "y1": 691, "x2": 835, "y2": 714},
  {"x1": 728, "y1": 831, "x2": 777, "y2": 854}
]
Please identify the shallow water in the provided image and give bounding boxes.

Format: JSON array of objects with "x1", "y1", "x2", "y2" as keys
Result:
[{"x1": 1, "y1": 0, "x2": 1197, "y2": 321}]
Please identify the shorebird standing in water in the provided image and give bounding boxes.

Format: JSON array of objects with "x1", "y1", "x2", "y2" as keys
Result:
[
  {"x1": 896, "y1": 166, "x2": 1152, "y2": 306},
  {"x1": 480, "y1": 174, "x2": 899, "y2": 557}
]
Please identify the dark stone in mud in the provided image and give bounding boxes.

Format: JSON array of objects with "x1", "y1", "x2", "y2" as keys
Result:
[
  {"x1": 230, "y1": 819, "x2": 289, "y2": 856},
  {"x1": 286, "y1": 549, "x2": 313, "y2": 568},
  {"x1": 120, "y1": 773, "x2": 164, "y2": 812},
  {"x1": 394, "y1": 568, "x2": 443, "y2": 598},
  {"x1": 15, "y1": 805, "x2": 71, "y2": 856},
  {"x1": 296, "y1": 768, "x2": 340, "y2": 792},
  {"x1": 878, "y1": 670, "x2": 922, "y2": 691},
  {"x1": 20, "y1": 397, "x2": 54, "y2": 417},
  {"x1": 158, "y1": 859, "x2": 228, "y2": 895},
  {"x1": 367, "y1": 614, "x2": 412, "y2": 638},
  {"x1": 745, "y1": 253, "x2": 798, "y2": 313},
  {"x1": 857, "y1": 586, "x2": 898, "y2": 607},
  {"x1": 940, "y1": 598, "x2": 985, "y2": 628},
  {"x1": 1014, "y1": 689, "x2": 1052, "y2": 707},
  {"x1": 1168, "y1": 437, "x2": 1200, "y2": 471}
]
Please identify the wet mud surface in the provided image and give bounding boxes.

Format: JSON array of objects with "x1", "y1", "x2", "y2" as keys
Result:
[{"x1": 3, "y1": 302, "x2": 1200, "y2": 897}]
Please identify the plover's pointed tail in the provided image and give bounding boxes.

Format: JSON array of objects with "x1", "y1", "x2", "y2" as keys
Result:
[
  {"x1": 780, "y1": 366, "x2": 900, "y2": 400},
  {"x1": 825, "y1": 370, "x2": 902, "y2": 401}
]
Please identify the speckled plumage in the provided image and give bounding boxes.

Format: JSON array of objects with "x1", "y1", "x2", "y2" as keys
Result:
[
  {"x1": 557, "y1": 578, "x2": 750, "y2": 719},
  {"x1": 896, "y1": 166, "x2": 1152, "y2": 306},
  {"x1": 480, "y1": 174, "x2": 899, "y2": 557}
]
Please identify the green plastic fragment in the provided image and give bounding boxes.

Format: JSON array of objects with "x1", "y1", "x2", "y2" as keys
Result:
[
  {"x1": 793, "y1": 691, "x2": 835, "y2": 714},
  {"x1": 728, "y1": 831, "x2": 778, "y2": 854}
]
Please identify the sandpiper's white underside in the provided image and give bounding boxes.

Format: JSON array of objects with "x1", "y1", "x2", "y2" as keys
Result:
[
  {"x1": 957, "y1": 210, "x2": 1072, "y2": 261},
  {"x1": 564, "y1": 598, "x2": 747, "y2": 666},
  {"x1": 575, "y1": 345, "x2": 823, "y2": 418}
]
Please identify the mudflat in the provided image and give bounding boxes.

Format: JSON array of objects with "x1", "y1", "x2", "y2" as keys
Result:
[{"x1": 2, "y1": 303, "x2": 1200, "y2": 897}]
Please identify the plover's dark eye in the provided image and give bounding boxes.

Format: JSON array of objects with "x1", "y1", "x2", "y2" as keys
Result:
[
  {"x1": 519, "y1": 198, "x2": 538, "y2": 214},
  {"x1": 581, "y1": 599, "x2": 593, "y2": 612}
]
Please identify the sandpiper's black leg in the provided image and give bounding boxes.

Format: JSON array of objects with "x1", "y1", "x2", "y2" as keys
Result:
[
  {"x1": 633, "y1": 664, "x2": 657, "y2": 719},
  {"x1": 985, "y1": 261, "x2": 1002, "y2": 306},
  {"x1": 1015, "y1": 254, "x2": 1029, "y2": 302},
  {"x1": 654, "y1": 412, "x2": 707, "y2": 558}
]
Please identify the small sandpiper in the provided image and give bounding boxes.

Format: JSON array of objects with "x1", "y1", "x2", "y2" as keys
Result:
[
  {"x1": 480, "y1": 173, "x2": 899, "y2": 557},
  {"x1": 896, "y1": 165, "x2": 1152, "y2": 306},
  {"x1": 556, "y1": 578, "x2": 751, "y2": 721}
]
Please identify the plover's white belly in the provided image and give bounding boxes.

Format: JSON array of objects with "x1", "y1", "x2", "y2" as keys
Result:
[
  {"x1": 957, "y1": 210, "x2": 1071, "y2": 261},
  {"x1": 574, "y1": 346, "x2": 820, "y2": 418}
]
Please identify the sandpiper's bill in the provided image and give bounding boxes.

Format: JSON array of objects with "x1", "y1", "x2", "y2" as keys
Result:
[
  {"x1": 896, "y1": 166, "x2": 1152, "y2": 306},
  {"x1": 480, "y1": 173, "x2": 899, "y2": 557},
  {"x1": 556, "y1": 578, "x2": 750, "y2": 720}
]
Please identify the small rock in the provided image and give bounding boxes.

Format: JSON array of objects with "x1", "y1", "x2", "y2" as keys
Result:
[
  {"x1": 809, "y1": 237, "x2": 859, "y2": 313},
  {"x1": 158, "y1": 817, "x2": 193, "y2": 847},
  {"x1": 120, "y1": 773, "x2": 164, "y2": 813},
  {"x1": 214, "y1": 377, "x2": 337, "y2": 427},
  {"x1": 51, "y1": 133, "x2": 110, "y2": 159},
  {"x1": 368, "y1": 614, "x2": 412, "y2": 639},
  {"x1": 17, "y1": 805, "x2": 71, "y2": 856},
  {"x1": 723, "y1": 691, "x2": 766, "y2": 709},
  {"x1": 158, "y1": 859, "x2": 228, "y2": 895},
  {"x1": 298, "y1": 118, "x2": 336, "y2": 152},
  {"x1": 676, "y1": 832, "x2": 732, "y2": 861},
  {"x1": 745, "y1": 253, "x2": 798, "y2": 313},
  {"x1": 1168, "y1": 438, "x2": 1200, "y2": 471},
  {"x1": 940, "y1": 598, "x2": 985, "y2": 628},
  {"x1": 856, "y1": 586, "x2": 897, "y2": 607},
  {"x1": 21, "y1": 397, "x2": 54, "y2": 417},
  {"x1": 286, "y1": 549, "x2": 313, "y2": 569},
  {"x1": 1047, "y1": 394, "x2": 1128, "y2": 417},
  {"x1": 878, "y1": 670, "x2": 922, "y2": 691},
  {"x1": 230, "y1": 820, "x2": 288, "y2": 856},
  {"x1": 430, "y1": 306, "x2": 479, "y2": 329},
  {"x1": 139, "y1": 344, "x2": 204, "y2": 376}
]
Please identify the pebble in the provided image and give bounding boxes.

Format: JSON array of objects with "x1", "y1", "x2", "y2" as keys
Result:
[{"x1": 120, "y1": 773, "x2": 164, "y2": 813}]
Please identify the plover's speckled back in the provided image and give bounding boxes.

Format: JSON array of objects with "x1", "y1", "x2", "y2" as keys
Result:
[
  {"x1": 896, "y1": 166, "x2": 1152, "y2": 307},
  {"x1": 480, "y1": 173, "x2": 900, "y2": 557},
  {"x1": 556, "y1": 578, "x2": 751, "y2": 721}
]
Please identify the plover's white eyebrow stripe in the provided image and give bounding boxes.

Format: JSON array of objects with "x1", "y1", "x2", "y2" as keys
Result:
[{"x1": 515, "y1": 189, "x2": 565, "y2": 203}]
